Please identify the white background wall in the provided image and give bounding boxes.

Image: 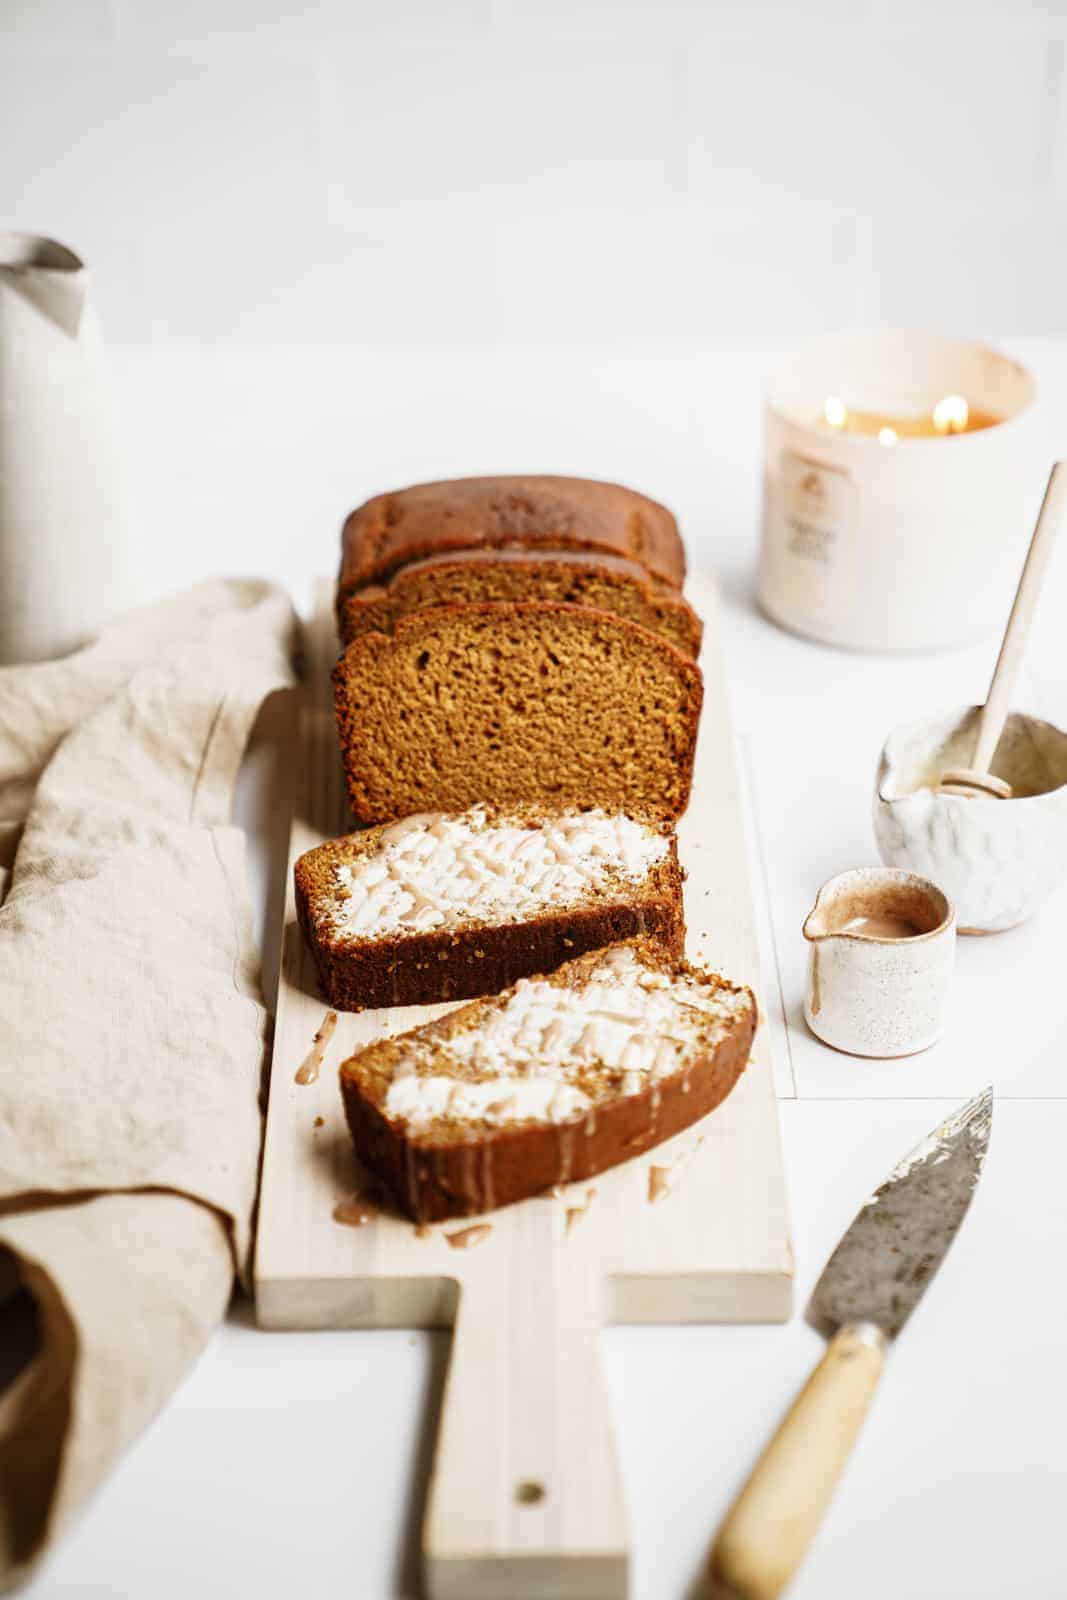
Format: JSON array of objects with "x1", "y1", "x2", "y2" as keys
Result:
[{"x1": 3, "y1": 0, "x2": 1067, "y2": 350}]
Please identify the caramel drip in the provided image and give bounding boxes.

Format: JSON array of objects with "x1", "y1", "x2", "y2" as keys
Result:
[
  {"x1": 557, "y1": 1126, "x2": 575, "y2": 1187},
  {"x1": 810, "y1": 945, "x2": 821, "y2": 1017},
  {"x1": 461, "y1": 1144, "x2": 477, "y2": 1209},
  {"x1": 295, "y1": 1009, "x2": 338, "y2": 1085},
  {"x1": 333, "y1": 1192, "x2": 379, "y2": 1228},
  {"x1": 648, "y1": 1165, "x2": 671, "y2": 1204},
  {"x1": 566, "y1": 1187, "x2": 598, "y2": 1233},
  {"x1": 446, "y1": 1223, "x2": 493, "y2": 1251},
  {"x1": 480, "y1": 1142, "x2": 494, "y2": 1214}
]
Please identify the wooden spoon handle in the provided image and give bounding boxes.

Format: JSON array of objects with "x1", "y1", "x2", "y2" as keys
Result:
[
  {"x1": 973, "y1": 460, "x2": 1067, "y2": 776},
  {"x1": 707, "y1": 1324, "x2": 887, "y2": 1600}
]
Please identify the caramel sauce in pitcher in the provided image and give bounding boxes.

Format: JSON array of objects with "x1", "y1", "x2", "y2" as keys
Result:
[{"x1": 840, "y1": 913, "x2": 925, "y2": 940}]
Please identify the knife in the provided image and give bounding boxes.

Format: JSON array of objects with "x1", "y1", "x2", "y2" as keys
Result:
[{"x1": 707, "y1": 1086, "x2": 993, "y2": 1600}]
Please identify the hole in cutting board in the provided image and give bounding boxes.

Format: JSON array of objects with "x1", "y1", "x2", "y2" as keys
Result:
[{"x1": 515, "y1": 1480, "x2": 546, "y2": 1506}]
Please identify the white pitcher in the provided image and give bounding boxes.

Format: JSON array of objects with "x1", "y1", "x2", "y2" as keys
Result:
[
  {"x1": 0, "y1": 233, "x2": 131, "y2": 664},
  {"x1": 802, "y1": 867, "x2": 956, "y2": 1057}
]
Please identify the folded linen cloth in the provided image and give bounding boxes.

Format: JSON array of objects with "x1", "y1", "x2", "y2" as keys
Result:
[{"x1": 0, "y1": 578, "x2": 297, "y2": 1587}]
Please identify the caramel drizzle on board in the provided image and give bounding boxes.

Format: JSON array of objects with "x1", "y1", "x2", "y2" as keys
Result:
[
  {"x1": 446, "y1": 1223, "x2": 493, "y2": 1251},
  {"x1": 333, "y1": 1193, "x2": 379, "y2": 1229},
  {"x1": 566, "y1": 1188, "x2": 598, "y2": 1232},
  {"x1": 295, "y1": 1009, "x2": 338, "y2": 1085}
]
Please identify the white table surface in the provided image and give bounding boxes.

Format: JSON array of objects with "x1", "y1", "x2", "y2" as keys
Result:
[{"x1": 24, "y1": 337, "x2": 1067, "y2": 1600}]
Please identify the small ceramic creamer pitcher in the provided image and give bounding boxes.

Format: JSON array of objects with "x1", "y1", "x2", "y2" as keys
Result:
[{"x1": 802, "y1": 868, "x2": 955, "y2": 1058}]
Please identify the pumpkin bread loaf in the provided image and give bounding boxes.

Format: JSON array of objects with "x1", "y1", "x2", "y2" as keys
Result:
[
  {"x1": 295, "y1": 804, "x2": 683, "y2": 1011},
  {"x1": 339, "y1": 939, "x2": 756, "y2": 1222},
  {"x1": 338, "y1": 547, "x2": 703, "y2": 658},
  {"x1": 332, "y1": 601, "x2": 704, "y2": 826},
  {"x1": 337, "y1": 475, "x2": 685, "y2": 605}
]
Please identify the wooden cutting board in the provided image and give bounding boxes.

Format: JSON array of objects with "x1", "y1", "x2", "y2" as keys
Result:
[{"x1": 254, "y1": 575, "x2": 792, "y2": 1599}]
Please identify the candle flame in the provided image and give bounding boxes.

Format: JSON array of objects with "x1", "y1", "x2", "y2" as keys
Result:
[
  {"x1": 823, "y1": 395, "x2": 847, "y2": 429},
  {"x1": 932, "y1": 394, "x2": 970, "y2": 434},
  {"x1": 878, "y1": 426, "x2": 898, "y2": 447}
]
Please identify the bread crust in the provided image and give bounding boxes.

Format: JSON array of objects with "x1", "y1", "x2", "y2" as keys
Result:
[
  {"x1": 331, "y1": 600, "x2": 704, "y2": 826},
  {"x1": 338, "y1": 546, "x2": 704, "y2": 659},
  {"x1": 296, "y1": 838, "x2": 683, "y2": 1011},
  {"x1": 337, "y1": 475, "x2": 685, "y2": 599},
  {"x1": 338, "y1": 946, "x2": 755, "y2": 1222}
]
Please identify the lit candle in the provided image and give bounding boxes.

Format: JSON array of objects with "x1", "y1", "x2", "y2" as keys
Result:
[
  {"x1": 932, "y1": 393, "x2": 970, "y2": 434},
  {"x1": 759, "y1": 332, "x2": 1038, "y2": 651},
  {"x1": 819, "y1": 392, "x2": 993, "y2": 440}
]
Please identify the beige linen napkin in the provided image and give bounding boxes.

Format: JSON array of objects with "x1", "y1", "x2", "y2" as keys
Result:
[{"x1": 0, "y1": 578, "x2": 297, "y2": 1587}]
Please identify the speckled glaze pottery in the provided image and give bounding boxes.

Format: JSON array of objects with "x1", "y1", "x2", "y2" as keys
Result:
[
  {"x1": 874, "y1": 707, "x2": 1067, "y2": 933},
  {"x1": 803, "y1": 868, "x2": 955, "y2": 1058}
]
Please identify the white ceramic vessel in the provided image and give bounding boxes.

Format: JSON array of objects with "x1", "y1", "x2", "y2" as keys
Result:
[
  {"x1": 0, "y1": 232, "x2": 130, "y2": 664},
  {"x1": 759, "y1": 331, "x2": 1038, "y2": 652},
  {"x1": 874, "y1": 707, "x2": 1067, "y2": 934},
  {"x1": 803, "y1": 867, "x2": 955, "y2": 1058}
]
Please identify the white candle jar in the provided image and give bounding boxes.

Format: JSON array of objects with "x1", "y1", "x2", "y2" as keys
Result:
[{"x1": 758, "y1": 332, "x2": 1037, "y2": 652}]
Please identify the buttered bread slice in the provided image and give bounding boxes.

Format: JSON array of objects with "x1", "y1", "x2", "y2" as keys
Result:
[
  {"x1": 296, "y1": 805, "x2": 682, "y2": 1010},
  {"x1": 340, "y1": 940, "x2": 755, "y2": 1221}
]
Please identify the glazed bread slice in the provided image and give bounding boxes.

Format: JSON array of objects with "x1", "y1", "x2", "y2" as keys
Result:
[
  {"x1": 340, "y1": 939, "x2": 756, "y2": 1221},
  {"x1": 332, "y1": 601, "x2": 704, "y2": 825},
  {"x1": 337, "y1": 475, "x2": 685, "y2": 601},
  {"x1": 338, "y1": 547, "x2": 704, "y2": 659},
  {"x1": 295, "y1": 805, "x2": 683, "y2": 1010}
]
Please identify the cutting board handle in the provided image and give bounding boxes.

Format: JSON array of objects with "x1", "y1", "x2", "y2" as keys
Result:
[{"x1": 424, "y1": 1258, "x2": 627, "y2": 1599}]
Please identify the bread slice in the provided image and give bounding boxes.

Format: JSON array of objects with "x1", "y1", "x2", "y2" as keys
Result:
[
  {"x1": 295, "y1": 805, "x2": 684, "y2": 1011},
  {"x1": 337, "y1": 475, "x2": 685, "y2": 602},
  {"x1": 332, "y1": 601, "x2": 704, "y2": 826},
  {"x1": 339, "y1": 939, "x2": 755, "y2": 1221},
  {"x1": 338, "y1": 547, "x2": 704, "y2": 659}
]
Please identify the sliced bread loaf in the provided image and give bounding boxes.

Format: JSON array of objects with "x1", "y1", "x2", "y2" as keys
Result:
[
  {"x1": 338, "y1": 475, "x2": 685, "y2": 602},
  {"x1": 295, "y1": 804, "x2": 683, "y2": 1010},
  {"x1": 338, "y1": 547, "x2": 703, "y2": 658},
  {"x1": 332, "y1": 601, "x2": 703, "y2": 825},
  {"x1": 340, "y1": 939, "x2": 755, "y2": 1221}
]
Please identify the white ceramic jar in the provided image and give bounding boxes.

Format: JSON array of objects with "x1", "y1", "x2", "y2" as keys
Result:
[
  {"x1": 803, "y1": 867, "x2": 956, "y2": 1058},
  {"x1": 759, "y1": 332, "x2": 1038, "y2": 652},
  {"x1": 874, "y1": 706, "x2": 1067, "y2": 933}
]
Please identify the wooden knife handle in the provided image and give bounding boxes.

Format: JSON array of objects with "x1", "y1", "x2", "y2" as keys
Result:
[{"x1": 707, "y1": 1323, "x2": 887, "y2": 1600}]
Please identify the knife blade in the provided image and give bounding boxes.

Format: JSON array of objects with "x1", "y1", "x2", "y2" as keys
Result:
[
  {"x1": 708, "y1": 1087, "x2": 992, "y2": 1600},
  {"x1": 808, "y1": 1084, "x2": 992, "y2": 1341}
]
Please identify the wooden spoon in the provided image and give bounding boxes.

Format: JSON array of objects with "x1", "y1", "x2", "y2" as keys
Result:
[{"x1": 939, "y1": 460, "x2": 1067, "y2": 799}]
